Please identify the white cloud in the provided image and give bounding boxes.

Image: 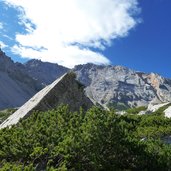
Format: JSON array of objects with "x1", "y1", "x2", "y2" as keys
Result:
[
  {"x1": 0, "y1": 23, "x2": 4, "y2": 29},
  {"x1": 0, "y1": 41, "x2": 7, "y2": 48},
  {"x1": 4, "y1": 0, "x2": 140, "y2": 68}
]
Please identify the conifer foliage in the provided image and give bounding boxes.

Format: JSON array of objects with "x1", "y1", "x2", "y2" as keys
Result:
[{"x1": 0, "y1": 105, "x2": 171, "y2": 170}]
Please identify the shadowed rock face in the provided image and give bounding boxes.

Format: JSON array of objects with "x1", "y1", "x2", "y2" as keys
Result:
[
  {"x1": 24, "y1": 59, "x2": 69, "y2": 86},
  {"x1": 0, "y1": 73, "x2": 94, "y2": 129},
  {"x1": 31, "y1": 72, "x2": 94, "y2": 112},
  {"x1": 0, "y1": 49, "x2": 69, "y2": 109},
  {"x1": 0, "y1": 49, "x2": 42, "y2": 109}
]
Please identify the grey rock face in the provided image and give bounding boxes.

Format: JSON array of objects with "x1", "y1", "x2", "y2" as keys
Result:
[
  {"x1": 24, "y1": 59, "x2": 69, "y2": 85},
  {"x1": 0, "y1": 49, "x2": 69, "y2": 109},
  {"x1": 73, "y1": 63, "x2": 171, "y2": 109},
  {"x1": 0, "y1": 73, "x2": 94, "y2": 129},
  {"x1": 0, "y1": 49, "x2": 42, "y2": 109},
  {"x1": 1, "y1": 47, "x2": 171, "y2": 110}
]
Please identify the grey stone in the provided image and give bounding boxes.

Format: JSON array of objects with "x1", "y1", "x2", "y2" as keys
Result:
[
  {"x1": 73, "y1": 64, "x2": 171, "y2": 109},
  {"x1": 1, "y1": 47, "x2": 171, "y2": 111},
  {"x1": 24, "y1": 59, "x2": 69, "y2": 85},
  {"x1": 0, "y1": 73, "x2": 94, "y2": 129},
  {"x1": 0, "y1": 49, "x2": 41, "y2": 109}
]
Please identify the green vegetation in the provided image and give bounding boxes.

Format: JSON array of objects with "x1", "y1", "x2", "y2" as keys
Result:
[
  {"x1": 126, "y1": 106, "x2": 147, "y2": 114},
  {"x1": 107, "y1": 102, "x2": 129, "y2": 110},
  {"x1": 0, "y1": 105, "x2": 171, "y2": 170},
  {"x1": 152, "y1": 103, "x2": 171, "y2": 116},
  {"x1": 0, "y1": 108, "x2": 17, "y2": 124}
]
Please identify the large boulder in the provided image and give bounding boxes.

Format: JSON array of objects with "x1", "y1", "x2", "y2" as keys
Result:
[{"x1": 0, "y1": 73, "x2": 94, "y2": 129}]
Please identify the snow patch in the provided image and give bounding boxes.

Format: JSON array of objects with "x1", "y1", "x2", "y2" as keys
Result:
[
  {"x1": 164, "y1": 106, "x2": 171, "y2": 118},
  {"x1": 147, "y1": 102, "x2": 169, "y2": 112}
]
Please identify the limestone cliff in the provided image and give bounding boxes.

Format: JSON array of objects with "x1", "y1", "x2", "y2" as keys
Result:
[{"x1": 73, "y1": 64, "x2": 171, "y2": 109}]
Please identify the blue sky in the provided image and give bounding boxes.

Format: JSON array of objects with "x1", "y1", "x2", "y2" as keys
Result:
[
  {"x1": 0, "y1": 0, "x2": 170, "y2": 77},
  {"x1": 104, "y1": 0, "x2": 171, "y2": 78}
]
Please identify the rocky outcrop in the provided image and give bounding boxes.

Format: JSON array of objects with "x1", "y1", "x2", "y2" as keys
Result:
[
  {"x1": 24, "y1": 59, "x2": 69, "y2": 86},
  {"x1": 0, "y1": 49, "x2": 42, "y2": 109},
  {"x1": 0, "y1": 49, "x2": 69, "y2": 109},
  {"x1": 0, "y1": 73, "x2": 94, "y2": 129},
  {"x1": 73, "y1": 64, "x2": 171, "y2": 109},
  {"x1": 0, "y1": 48, "x2": 171, "y2": 110}
]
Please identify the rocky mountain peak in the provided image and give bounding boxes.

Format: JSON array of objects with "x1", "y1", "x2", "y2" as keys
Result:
[
  {"x1": 74, "y1": 64, "x2": 171, "y2": 109},
  {"x1": 25, "y1": 59, "x2": 69, "y2": 85},
  {"x1": 112, "y1": 65, "x2": 133, "y2": 72},
  {"x1": 0, "y1": 47, "x2": 4, "y2": 55},
  {"x1": 0, "y1": 49, "x2": 14, "y2": 71},
  {"x1": 25, "y1": 59, "x2": 42, "y2": 67},
  {"x1": 0, "y1": 49, "x2": 43, "y2": 109},
  {"x1": 0, "y1": 48, "x2": 171, "y2": 111}
]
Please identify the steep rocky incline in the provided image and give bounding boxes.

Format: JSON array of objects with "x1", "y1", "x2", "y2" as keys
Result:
[
  {"x1": 0, "y1": 49, "x2": 42, "y2": 109},
  {"x1": 24, "y1": 59, "x2": 69, "y2": 86},
  {"x1": 0, "y1": 73, "x2": 94, "y2": 129},
  {"x1": 0, "y1": 49, "x2": 69, "y2": 109},
  {"x1": 23, "y1": 61, "x2": 171, "y2": 110},
  {"x1": 73, "y1": 63, "x2": 171, "y2": 109},
  {"x1": 0, "y1": 47, "x2": 171, "y2": 110}
]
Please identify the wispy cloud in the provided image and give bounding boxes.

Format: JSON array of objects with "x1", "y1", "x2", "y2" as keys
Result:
[
  {"x1": 0, "y1": 41, "x2": 7, "y2": 48},
  {"x1": 3, "y1": 0, "x2": 140, "y2": 68},
  {"x1": 0, "y1": 23, "x2": 3, "y2": 29}
]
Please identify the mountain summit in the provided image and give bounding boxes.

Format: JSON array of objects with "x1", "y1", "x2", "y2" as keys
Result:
[
  {"x1": 0, "y1": 49, "x2": 171, "y2": 110},
  {"x1": 0, "y1": 49, "x2": 41, "y2": 109},
  {"x1": 24, "y1": 59, "x2": 69, "y2": 85},
  {"x1": 74, "y1": 64, "x2": 171, "y2": 109}
]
